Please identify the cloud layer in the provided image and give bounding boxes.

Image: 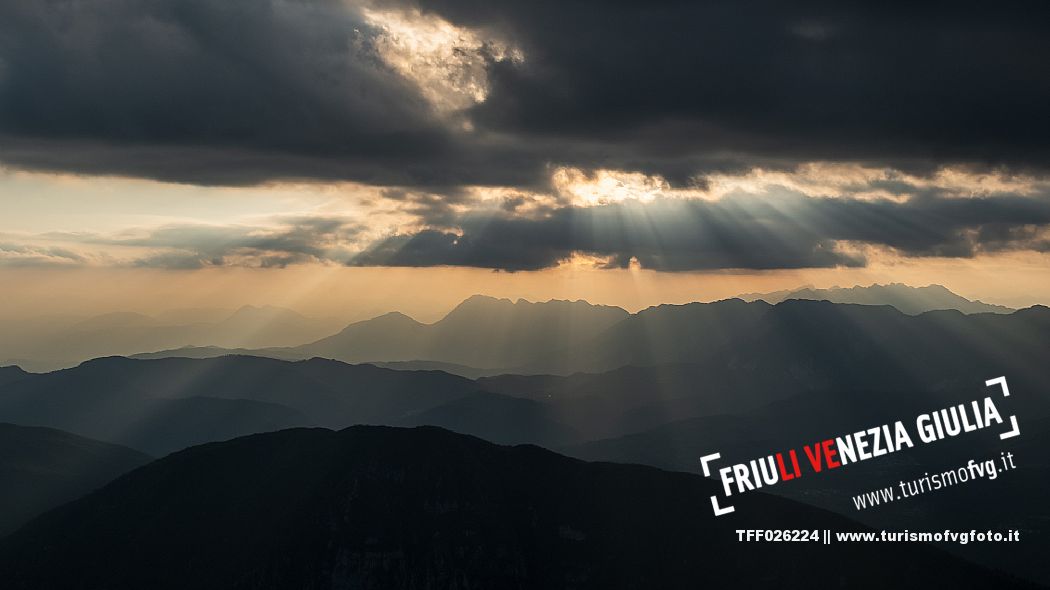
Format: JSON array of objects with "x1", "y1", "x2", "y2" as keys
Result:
[
  {"x1": 352, "y1": 190, "x2": 1050, "y2": 271},
  {"x1": 1, "y1": 0, "x2": 1049, "y2": 187},
  {"x1": 8, "y1": 174, "x2": 1050, "y2": 272}
]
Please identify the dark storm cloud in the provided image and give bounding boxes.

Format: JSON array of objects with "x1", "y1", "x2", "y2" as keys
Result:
[
  {"x1": 351, "y1": 191, "x2": 1050, "y2": 271},
  {"x1": 1, "y1": 0, "x2": 1049, "y2": 187},
  {"x1": 405, "y1": 0, "x2": 1050, "y2": 174}
]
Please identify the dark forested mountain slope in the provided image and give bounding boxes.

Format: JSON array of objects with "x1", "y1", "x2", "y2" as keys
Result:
[
  {"x1": 0, "y1": 423, "x2": 150, "y2": 536},
  {"x1": 0, "y1": 426, "x2": 1031, "y2": 589}
]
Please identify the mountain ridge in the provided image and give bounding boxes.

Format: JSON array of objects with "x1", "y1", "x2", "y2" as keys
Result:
[
  {"x1": 0, "y1": 355, "x2": 483, "y2": 454},
  {"x1": 738, "y1": 282, "x2": 1013, "y2": 315},
  {"x1": 0, "y1": 423, "x2": 151, "y2": 536}
]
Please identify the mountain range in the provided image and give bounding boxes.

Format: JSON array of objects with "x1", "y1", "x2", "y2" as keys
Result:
[
  {"x1": 1, "y1": 293, "x2": 1048, "y2": 585},
  {"x1": 290, "y1": 295, "x2": 630, "y2": 370},
  {"x1": 130, "y1": 291, "x2": 1044, "y2": 379},
  {"x1": 0, "y1": 283, "x2": 1005, "y2": 376},
  {"x1": 4, "y1": 299, "x2": 1047, "y2": 454},
  {"x1": 739, "y1": 283, "x2": 1013, "y2": 315},
  {"x1": 0, "y1": 355, "x2": 487, "y2": 455}
]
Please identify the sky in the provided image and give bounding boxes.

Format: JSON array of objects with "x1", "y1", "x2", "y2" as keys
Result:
[{"x1": 1, "y1": 0, "x2": 1049, "y2": 321}]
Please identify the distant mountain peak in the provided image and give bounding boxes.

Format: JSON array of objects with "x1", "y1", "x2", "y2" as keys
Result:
[
  {"x1": 738, "y1": 282, "x2": 1013, "y2": 315},
  {"x1": 464, "y1": 294, "x2": 512, "y2": 303},
  {"x1": 440, "y1": 295, "x2": 627, "y2": 325},
  {"x1": 0, "y1": 365, "x2": 30, "y2": 386},
  {"x1": 451, "y1": 294, "x2": 516, "y2": 309},
  {"x1": 454, "y1": 294, "x2": 624, "y2": 310},
  {"x1": 639, "y1": 297, "x2": 763, "y2": 315},
  {"x1": 332, "y1": 310, "x2": 423, "y2": 331},
  {"x1": 372, "y1": 310, "x2": 423, "y2": 324}
]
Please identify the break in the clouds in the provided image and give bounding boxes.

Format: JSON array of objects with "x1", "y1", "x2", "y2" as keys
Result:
[
  {"x1": 8, "y1": 170, "x2": 1050, "y2": 272},
  {"x1": 1, "y1": 0, "x2": 1049, "y2": 187}
]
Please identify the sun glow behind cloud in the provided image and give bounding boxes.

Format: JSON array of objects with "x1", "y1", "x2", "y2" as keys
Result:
[
  {"x1": 362, "y1": 6, "x2": 523, "y2": 116},
  {"x1": 551, "y1": 168, "x2": 667, "y2": 206}
]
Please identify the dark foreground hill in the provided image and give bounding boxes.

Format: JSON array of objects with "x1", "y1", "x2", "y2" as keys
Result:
[
  {"x1": 0, "y1": 423, "x2": 150, "y2": 536},
  {"x1": 0, "y1": 426, "x2": 1030, "y2": 589}
]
